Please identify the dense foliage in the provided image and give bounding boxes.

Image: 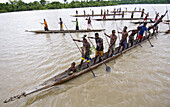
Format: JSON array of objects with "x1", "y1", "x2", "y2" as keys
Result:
[{"x1": 0, "y1": 0, "x2": 169, "y2": 13}]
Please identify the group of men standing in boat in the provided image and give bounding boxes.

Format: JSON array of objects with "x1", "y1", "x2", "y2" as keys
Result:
[
  {"x1": 67, "y1": 10, "x2": 168, "y2": 74},
  {"x1": 42, "y1": 18, "x2": 64, "y2": 31}
]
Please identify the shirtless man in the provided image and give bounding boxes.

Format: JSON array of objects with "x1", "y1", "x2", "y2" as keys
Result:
[
  {"x1": 88, "y1": 33, "x2": 104, "y2": 64},
  {"x1": 87, "y1": 17, "x2": 91, "y2": 30},
  {"x1": 73, "y1": 35, "x2": 91, "y2": 69},
  {"x1": 122, "y1": 11, "x2": 124, "y2": 18},
  {"x1": 117, "y1": 26, "x2": 128, "y2": 53},
  {"x1": 128, "y1": 27, "x2": 141, "y2": 47},
  {"x1": 104, "y1": 30, "x2": 117, "y2": 57},
  {"x1": 148, "y1": 10, "x2": 168, "y2": 34},
  {"x1": 59, "y1": 18, "x2": 63, "y2": 30},
  {"x1": 144, "y1": 12, "x2": 149, "y2": 21},
  {"x1": 131, "y1": 11, "x2": 134, "y2": 19},
  {"x1": 141, "y1": 9, "x2": 145, "y2": 18},
  {"x1": 154, "y1": 13, "x2": 159, "y2": 22},
  {"x1": 103, "y1": 11, "x2": 106, "y2": 20}
]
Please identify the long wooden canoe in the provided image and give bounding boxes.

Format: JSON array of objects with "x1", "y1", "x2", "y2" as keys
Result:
[
  {"x1": 71, "y1": 13, "x2": 123, "y2": 17},
  {"x1": 163, "y1": 20, "x2": 170, "y2": 22},
  {"x1": 93, "y1": 18, "x2": 152, "y2": 21},
  {"x1": 110, "y1": 11, "x2": 142, "y2": 13},
  {"x1": 130, "y1": 21, "x2": 154, "y2": 24},
  {"x1": 4, "y1": 33, "x2": 155, "y2": 103},
  {"x1": 25, "y1": 29, "x2": 105, "y2": 33},
  {"x1": 159, "y1": 30, "x2": 170, "y2": 34}
]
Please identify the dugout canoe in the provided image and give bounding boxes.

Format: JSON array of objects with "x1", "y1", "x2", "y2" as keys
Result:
[
  {"x1": 93, "y1": 18, "x2": 152, "y2": 21},
  {"x1": 110, "y1": 11, "x2": 142, "y2": 13},
  {"x1": 130, "y1": 21, "x2": 154, "y2": 24},
  {"x1": 163, "y1": 20, "x2": 170, "y2": 22},
  {"x1": 71, "y1": 13, "x2": 123, "y2": 17},
  {"x1": 4, "y1": 33, "x2": 154, "y2": 103},
  {"x1": 25, "y1": 29, "x2": 105, "y2": 34},
  {"x1": 159, "y1": 30, "x2": 170, "y2": 34}
]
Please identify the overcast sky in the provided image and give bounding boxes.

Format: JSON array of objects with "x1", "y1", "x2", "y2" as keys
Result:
[{"x1": 0, "y1": 0, "x2": 73, "y2": 3}]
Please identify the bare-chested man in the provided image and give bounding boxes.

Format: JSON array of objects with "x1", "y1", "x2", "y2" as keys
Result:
[
  {"x1": 88, "y1": 33, "x2": 104, "y2": 64},
  {"x1": 73, "y1": 35, "x2": 91, "y2": 69},
  {"x1": 148, "y1": 10, "x2": 168, "y2": 34},
  {"x1": 128, "y1": 26, "x2": 141, "y2": 47},
  {"x1": 117, "y1": 26, "x2": 128, "y2": 53},
  {"x1": 104, "y1": 30, "x2": 117, "y2": 57}
]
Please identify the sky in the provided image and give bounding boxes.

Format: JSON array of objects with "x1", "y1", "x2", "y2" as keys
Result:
[{"x1": 0, "y1": 0, "x2": 73, "y2": 3}]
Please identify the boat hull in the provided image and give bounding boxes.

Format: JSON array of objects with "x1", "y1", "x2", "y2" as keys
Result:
[{"x1": 25, "y1": 29, "x2": 105, "y2": 33}]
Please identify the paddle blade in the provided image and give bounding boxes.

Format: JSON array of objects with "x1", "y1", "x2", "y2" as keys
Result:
[{"x1": 106, "y1": 66, "x2": 111, "y2": 72}]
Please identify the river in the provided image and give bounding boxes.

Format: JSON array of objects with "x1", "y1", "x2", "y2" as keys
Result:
[{"x1": 0, "y1": 4, "x2": 170, "y2": 107}]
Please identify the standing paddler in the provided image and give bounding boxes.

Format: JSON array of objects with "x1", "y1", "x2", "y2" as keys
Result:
[
  {"x1": 43, "y1": 19, "x2": 49, "y2": 31},
  {"x1": 101, "y1": 9, "x2": 103, "y2": 15},
  {"x1": 122, "y1": 11, "x2": 124, "y2": 18},
  {"x1": 73, "y1": 35, "x2": 91, "y2": 69},
  {"x1": 134, "y1": 7, "x2": 136, "y2": 11},
  {"x1": 88, "y1": 33, "x2": 104, "y2": 64},
  {"x1": 131, "y1": 11, "x2": 134, "y2": 18},
  {"x1": 113, "y1": 10, "x2": 116, "y2": 19},
  {"x1": 104, "y1": 30, "x2": 117, "y2": 58},
  {"x1": 138, "y1": 23, "x2": 147, "y2": 43},
  {"x1": 144, "y1": 12, "x2": 149, "y2": 21},
  {"x1": 148, "y1": 10, "x2": 168, "y2": 34},
  {"x1": 76, "y1": 10, "x2": 78, "y2": 15},
  {"x1": 107, "y1": 9, "x2": 109, "y2": 14},
  {"x1": 83, "y1": 10, "x2": 86, "y2": 15},
  {"x1": 59, "y1": 18, "x2": 63, "y2": 31},
  {"x1": 154, "y1": 13, "x2": 159, "y2": 22},
  {"x1": 128, "y1": 26, "x2": 141, "y2": 47},
  {"x1": 73, "y1": 18, "x2": 79, "y2": 30},
  {"x1": 87, "y1": 17, "x2": 91, "y2": 30},
  {"x1": 103, "y1": 11, "x2": 106, "y2": 20},
  {"x1": 141, "y1": 9, "x2": 145, "y2": 18},
  {"x1": 92, "y1": 10, "x2": 94, "y2": 16},
  {"x1": 117, "y1": 26, "x2": 128, "y2": 53}
]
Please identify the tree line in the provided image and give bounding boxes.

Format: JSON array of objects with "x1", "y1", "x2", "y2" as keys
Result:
[{"x1": 0, "y1": 0, "x2": 169, "y2": 13}]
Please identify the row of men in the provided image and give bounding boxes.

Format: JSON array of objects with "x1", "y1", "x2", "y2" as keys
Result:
[
  {"x1": 43, "y1": 11, "x2": 161, "y2": 32},
  {"x1": 76, "y1": 8, "x2": 147, "y2": 20},
  {"x1": 42, "y1": 17, "x2": 92, "y2": 31},
  {"x1": 78, "y1": 7, "x2": 142, "y2": 16},
  {"x1": 69, "y1": 10, "x2": 168, "y2": 73},
  {"x1": 43, "y1": 18, "x2": 64, "y2": 31}
]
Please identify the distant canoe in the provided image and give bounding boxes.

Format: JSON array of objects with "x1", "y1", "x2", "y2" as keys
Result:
[
  {"x1": 159, "y1": 30, "x2": 170, "y2": 34},
  {"x1": 163, "y1": 20, "x2": 170, "y2": 22},
  {"x1": 25, "y1": 29, "x2": 105, "y2": 33},
  {"x1": 71, "y1": 13, "x2": 123, "y2": 17},
  {"x1": 93, "y1": 18, "x2": 152, "y2": 21},
  {"x1": 111, "y1": 11, "x2": 142, "y2": 13},
  {"x1": 131, "y1": 21, "x2": 154, "y2": 24}
]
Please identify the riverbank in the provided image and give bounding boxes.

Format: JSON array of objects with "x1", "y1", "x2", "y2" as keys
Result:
[{"x1": 0, "y1": 0, "x2": 169, "y2": 13}]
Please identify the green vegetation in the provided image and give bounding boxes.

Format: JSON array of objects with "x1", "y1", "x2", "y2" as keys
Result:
[{"x1": 0, "y1": 0, "x2": 169, "y2": 13}]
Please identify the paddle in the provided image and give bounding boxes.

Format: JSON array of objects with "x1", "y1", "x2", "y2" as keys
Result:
[
  {"x1": 100, "y1": 21, "x2": 110, "y2": 46},
  {"x1": 88, "y1": 37, "x2": 111, "y2": 72},
  {"x1": 64, "y1": 23, "x2": 96, "y2": 77},
  {"x1": 147, "y1": 31, "x2": 154, "y2": 47}
]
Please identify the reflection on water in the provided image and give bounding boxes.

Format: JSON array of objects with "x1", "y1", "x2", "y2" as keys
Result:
[{"x1": 0, "y1": 4, "x2": 170, "y2": 107}]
